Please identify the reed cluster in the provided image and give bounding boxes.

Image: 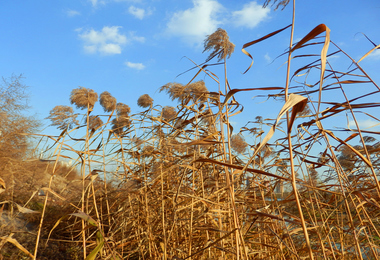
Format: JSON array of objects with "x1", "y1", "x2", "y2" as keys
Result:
[{"x1": 1, "y1": 2, "x2": 380, "y2": 259}]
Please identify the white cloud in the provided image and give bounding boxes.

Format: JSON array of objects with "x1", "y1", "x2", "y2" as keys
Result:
[
  {"x1": 89, "y1": 0, "x2": 106, "y2": 7},
  {"x1": 125, "y1": 61, "x2": 145, "y2": 70},
  {"x1": 327, "y1": 54, "x2": 340, "y2": 60},
  {"x1": 66, "y1": 9, "x2": 80, "y2": 17},
  {"x1": 128, "y1": 6, "x2": 152, "y2": 19},
  {"x1": 264, "y1": 53, "x2": 271, "y2": 63},
  {"x1": 90, "y1": 0, "x2": 141, "y2": 7},
  {"x1": 166, "y1": 0, "x2": 223, "y2": 46},
  {"x1": 129, "y1": 31, "x2": 145, "y2": 43},
  {"x1": 232, "y1": 1, "x2": 269, "y2": 29},
  {"x1": 78, "y1": 26, "x2": 127, "y2": 55},
  {"x1": 367, "y1": 49, "x2": 380, "y2": 60},
  {"x1": 349, "y1": 119, "x2": 380, "y2": 129}
]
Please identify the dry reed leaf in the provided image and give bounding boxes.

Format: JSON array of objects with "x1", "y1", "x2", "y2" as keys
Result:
[
  {"x1": 357, "y1": 43, "x2": 380, "y2": 63},
  {"x1": 15, "y1": 203, "x2": 39, "y2": 214},
  {"x1": 0, "y1": 177, "x2": 5, "y2": 193},
  {"x1": 249, "y1": 94, "x2": 307, "y2": 160},
  {"x1": 242, "y1": 24, "x2": 292, "y2": 74},
  {"x1": 290, "y1": 24, "x2": 330, "y2": 113},
  {"x1": 70, "y1": 211, "x2": 97, "y2": 226},
  {"x1": 324, "y1": 130, "x2": 372, "y2": 167},
  {"x1": 180, "y1": 139, "x2": 221, "y2": 146},
  {"x1": 195, "y1": 158, "x2": 289, "y2": 181},
  {"x1": 41, "y1": 187, "x2": 69, "y2": 203},
  {"x1": 85, "y1": 231, "x2": 105, "y2": 260},
  {"x1": 0, "y1": 234, "x2": 34, "y2": 258},
  {"x1": 288, "y1": 226, "x2": 318, "y2": 236}
]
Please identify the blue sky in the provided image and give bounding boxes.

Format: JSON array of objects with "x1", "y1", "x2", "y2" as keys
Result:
[{"x1": 1, "y1": 0, "x2": 379, "y2": 138}]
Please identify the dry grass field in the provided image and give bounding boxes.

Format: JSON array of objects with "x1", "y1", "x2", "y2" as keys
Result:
[{"x1": 1, "y1": 2, "x2": 380, "y2": 259}]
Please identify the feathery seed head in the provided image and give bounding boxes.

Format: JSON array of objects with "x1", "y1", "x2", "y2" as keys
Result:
[
  {"x1": 160, "y1": 83, "x2": 185, "y2": 102},
  {"x1": 162, "y1": 106, "x2": 176, "y2": 121},
  {"x1": 88, "y1": 115, "x2": 103, "y2": 130},
  {"x1": 137, "y1": 94, "x2": 154, "y2": 108},
  {"x1": 203, "y1": 28, "x2": 235, "y2": 62},
  {"x1": 231, "y1": 134, "x2": 248, "y2": 154},
  {"x1": 186, "y1": 80, "x2": 209, "y2": 102},
  {"x1": 46, "y1": 105, "x2": 79, "y2": 130},
  {"x1": 99, "y1": 91, "x2": 117, "y2": 112},
  {"x1": 70, "y1": 87, "x2": 98, "y2": 110},
  {"x1": 111, "y1": 116, "x2": 131, "y2": 136},
  {"x1": 116, "y1": 103, "x2": 131, "y2": 116}
]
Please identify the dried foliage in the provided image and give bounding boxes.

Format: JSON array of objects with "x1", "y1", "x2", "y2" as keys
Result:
[
  {"x1": 46, "y1": 105, "x2": 79, "y2": 130},
  {"x1": 4, "y1": 21, "x2": 380, "y2": 260},
  {"x1": 137, "y1": 94, "x2": 154, "y2": 108},
  {"x1": 70, "y1": 86, "x2": 98, "y2": 110},
  {"x1": 99, "y1": 91, "x2": 116, "y2": 112}
]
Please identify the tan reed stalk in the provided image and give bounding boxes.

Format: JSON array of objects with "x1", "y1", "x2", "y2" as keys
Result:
[{"x1": 283, "y1": 1, "x2": 314, "y2": 259}]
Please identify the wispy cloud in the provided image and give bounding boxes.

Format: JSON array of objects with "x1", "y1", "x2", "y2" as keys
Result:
[
  {"x1": 232, "y1": 1, "x2": 269, "y2": 28},
  {"x1": 264, "y1": 53, "x2": 271, "y2": 63},
  {"x1": 129, "y1": 31, "x2": 145, "y2": 43},
  {"x1": 166, "y1": 0, "x2": 223, "y2": 46},
  {"x1": 128, "y1": 6, "x2": 152, "y2": 19},
  {"x1": 327, "y1": 54, "x2": 340, "y2": 61},
  {"x1": 367, "y1": 49, "x2": 380, "y2": 60},
  {"x1": 125, "y1": 61, "x2": 145, "y2": 70},
  {"x1": 89, "y1": 0, "x2": 141, "y2": 7},
  {"x1": 66, "y1": 9, "x2": 81, "y2": 17},
  {"x1": 78, "y1": 26, "x2": 127, "y2": 55},
  {"x1": 89, "y1": 0, "x2": 106, "y2": 7},
  {"x1": 348, "y1": 119, "x2": 380, "y2": 129}
]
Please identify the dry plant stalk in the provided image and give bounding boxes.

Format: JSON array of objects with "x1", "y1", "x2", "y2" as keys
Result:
[{"x1": 4, "y1": 4, "x2": 380, "y2": 260}]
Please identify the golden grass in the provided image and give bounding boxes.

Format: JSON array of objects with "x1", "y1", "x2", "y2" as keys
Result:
[{"x1": 1, "y1": 2, "x2": 380, "y2": 259}]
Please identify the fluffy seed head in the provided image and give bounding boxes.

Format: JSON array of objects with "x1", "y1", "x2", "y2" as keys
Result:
[
  {"x1": 88, "y1": 115, "x2": 103, "y2": 130},
  {"x1": 46, "y1": 105, "x2": 79, "y2": 130},
  {"x1": 116, "y1": 103, "x2": 131, "y2": 116},
  {"x1": 100, "y1": 91, "x2": 116, "y2": 112},
  {"x1": 137, "y1": 94, "x2": 154, "y2": 108},
  {"x1": 231, "y1": 134, "x2": 248, "y2": 154},
  {"x1": 203, "y1": 28, "x2": 235, "y2": 62},
  {"x1": 186, "y1": 80, "x2": 208, "y2": 102},
  {"x1": 160, "y1": 83, "x2": 185, "y2": 102},
  {"x1": 70, "y1": 87, "x2": 98, "y2": 110},
  {"x1": 162, "y1": 106, "x2": 176, "y2": 121},
  {"x1": 111, "y1": 116, "x2": 131, "y2": 136}
]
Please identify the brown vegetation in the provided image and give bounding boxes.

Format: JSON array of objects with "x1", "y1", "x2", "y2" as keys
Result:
[{"x1": 1, "y1": 3, "x2": 380, "y2": 259}]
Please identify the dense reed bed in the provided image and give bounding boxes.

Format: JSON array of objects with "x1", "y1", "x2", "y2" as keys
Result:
[{"x1": 1, "y1": 2, "x2": 380, "y2": 259}]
